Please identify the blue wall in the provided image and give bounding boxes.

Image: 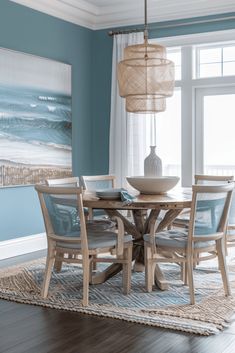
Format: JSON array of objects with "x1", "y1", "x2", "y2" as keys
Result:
[
  {"x1": 91, "y1": 31, "x2": 113, "y2": 174},
  {"x1": 0, "y1": 0, "x2": 93, "y2": 240},
  {"x1": 0, "y1": 0, "x2": 235, "y2": 241}
]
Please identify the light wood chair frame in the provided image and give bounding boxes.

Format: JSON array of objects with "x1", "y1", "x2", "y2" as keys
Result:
[
  {"x1": 45, "y1": 176, "x2": 80, "y2": 187},
  {"x1": 80, "y1": 175, "x2": 116, "y2": 219},
  {"x1": 35, "y1": 184, "x2": 132, "y2": 306},
  {"x1": 227, "y1": 224, "x2": 235, "y2": 248},
  {"x1": 144, "y1": 183, "x2": 234, "y2": 305},
  {"x1": 80, "y1": 174, "x2": 116, "y2": 189},
  {"x1": 194, "y1": 175, "x2": 234, "y2": 184},
  {"x1": 226, "y1": 195, "x2": 235, "y2": 249}
]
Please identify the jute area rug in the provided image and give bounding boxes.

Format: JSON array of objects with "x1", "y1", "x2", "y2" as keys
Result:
[{"x1": 1, "y1": 257, "x2": 235, "y2": 336}]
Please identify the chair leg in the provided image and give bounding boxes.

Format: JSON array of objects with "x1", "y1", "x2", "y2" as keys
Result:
[
  {"x1": 145, "y1": 244, "x2": 154, "y2": 292},
  {"x1": 82, "y1": 256, "x2": 90, "y2": 306},
  {"x1": 91, "y1": 255, "x2": 97, "y2": 271},
  {"x1": 194, "y1": 253, "x2": 200, "y2": 267},
  {"x1": 88, "y1": 208, "x2": 93, "y2": 220},
  {"x1": 181, "y1": 263, "x2": 188, "y2": 285},
  {"x1": 216, "y1": 239, "x2": 231, "y2": 296},
  {"x1": 54, "y1": 251, "x2": 63, "y2": 272},
  {"x1": 41, "y1": 243, "x2": 55, "y2": 299},
  {"x1": 186, "y1": 255, "x2": 195, "y2": 305},
  {"x1": 122, "y1": 244, "x2": 132, "y2": 295},
  {"x1": 54, "y1": 260, "x2": 63, "y2": 272},
  {"x1": 225, "y1": 243, "x2": 228, "y2": 256}
]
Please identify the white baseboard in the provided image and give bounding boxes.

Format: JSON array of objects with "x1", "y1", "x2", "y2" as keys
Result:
[{"x1": 0, "y1": 233, "x2": 47, "y2": 260}]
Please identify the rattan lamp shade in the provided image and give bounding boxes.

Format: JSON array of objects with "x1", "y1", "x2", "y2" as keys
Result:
[
  {"x1": 124, "y1": 43, "x2": 166, "y2": 59},
  {"x1": 123, "y1": 42, "x2": 168, "y2": 113},
  {"x1": 118, "y1": 56, "x2": 175, "y2": 98},
  {"x1": 126, "y1": 96, "x2": 166, "y2": 113}
]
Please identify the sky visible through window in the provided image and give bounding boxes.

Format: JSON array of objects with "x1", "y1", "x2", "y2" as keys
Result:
[
  {"x1": 204, "y1": 94, "x2": 235, "y2": 167},
  {"x1": 155, "y1": 90, "x2": 181, "y2": 177}
]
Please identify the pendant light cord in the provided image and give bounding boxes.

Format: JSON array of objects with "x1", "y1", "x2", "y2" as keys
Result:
[
  {"x1": 144, "y1": 0, "x2": 148, "y2": 59},
  {"x1": 144, "y1": 0, "x2": 147, "y2": 34}
]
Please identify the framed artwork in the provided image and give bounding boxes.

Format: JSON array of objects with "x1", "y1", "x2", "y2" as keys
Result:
[{"x1": 0, "y1": 47, "x2": 72, "y2": 187}]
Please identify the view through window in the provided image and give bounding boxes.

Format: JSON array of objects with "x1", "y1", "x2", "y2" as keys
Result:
[{"x1": 196, "y1": 90, "x2": 235, "y2": 176}]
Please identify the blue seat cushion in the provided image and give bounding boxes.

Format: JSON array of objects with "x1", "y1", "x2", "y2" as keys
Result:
[
  {"x1": 144, "y1": 229, "x2": 214, "y2": 249},
  {"x1": 57, "y1": 231, "x2": 132, "y2": 250}
]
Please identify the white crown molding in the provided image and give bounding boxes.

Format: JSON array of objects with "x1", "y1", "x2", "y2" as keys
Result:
[
  {"x1": 0, "y1": 233, "x2": 47, "y2": 260},
  {"x1": 9, "y1": 0, "x2": 235, "y2": 30},
  {"x1": 10, "y1": 0, "x2": 98, "y2": 29}
]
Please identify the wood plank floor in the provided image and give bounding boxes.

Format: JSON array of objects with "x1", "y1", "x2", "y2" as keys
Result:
[{"x1": 0, "y1": 251, "x2": 235, "y2": 353}]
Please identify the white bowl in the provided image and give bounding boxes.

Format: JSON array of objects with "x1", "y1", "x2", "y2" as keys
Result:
[{"x1": 126, "y1": 176, "x2": 180, "y2": 194}]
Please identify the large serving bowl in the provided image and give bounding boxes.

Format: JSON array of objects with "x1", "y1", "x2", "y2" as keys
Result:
[{"x1": 126, "y1": 176, "x2": 180, "y2": 194}]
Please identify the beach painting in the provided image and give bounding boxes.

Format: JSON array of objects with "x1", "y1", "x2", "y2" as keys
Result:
[{"x1": 0, "y1": 48, "x2": 72, "y2": 187}]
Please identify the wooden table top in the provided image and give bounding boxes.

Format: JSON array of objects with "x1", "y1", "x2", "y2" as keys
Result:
[{"x1": 83, "y1": 187, "x2": 192, "y2": 210}]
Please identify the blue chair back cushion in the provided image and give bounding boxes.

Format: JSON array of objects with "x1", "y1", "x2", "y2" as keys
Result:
[{"x1": 43, "y1": 193, "x2": 80, "y2": 236}]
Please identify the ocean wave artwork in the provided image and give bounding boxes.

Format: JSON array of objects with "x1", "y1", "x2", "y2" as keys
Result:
[{"x1": 0, "y1": 48, "x2": 72, "y2": 186}]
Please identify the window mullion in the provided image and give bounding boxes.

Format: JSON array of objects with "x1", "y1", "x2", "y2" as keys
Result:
[{"x1": 181, "y1": 46, "x2": 194, "y2": 186}]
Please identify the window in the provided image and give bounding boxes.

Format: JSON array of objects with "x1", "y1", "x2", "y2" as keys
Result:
[
  {"x1": 159, "y1": 34, "x2": 235, "y2": 185},
  {"x1": 195, "y1": 43, "x2": 235, "y2": 78}
]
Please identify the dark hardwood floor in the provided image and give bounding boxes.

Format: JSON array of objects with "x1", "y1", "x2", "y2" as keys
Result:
[{"x1": 0, "y1": 251, "x2": 235, "y2": 353}]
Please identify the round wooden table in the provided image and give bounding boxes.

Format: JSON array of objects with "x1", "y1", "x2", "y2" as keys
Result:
[{"x1": 83, "y1": 188, "x2": 192, "y2": 289}]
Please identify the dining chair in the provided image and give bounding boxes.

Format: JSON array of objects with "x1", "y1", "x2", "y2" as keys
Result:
[
  {"x1": 173, "y1": 174, "x2": 234, "y2": 229},
  {"x1": 80, "y1": 175, "x2": 116, "y2": 219},
  {"x1": 173, "y1": 175, "x2": 235, "y2": 256},
  {"x1": 35, "y1": 184, "x2": 133, "y2": 306},
  {"x1": 80, "y1": 174, "x2": 116, "y2": 190},
  {"x1": 196, "y1": 176, "x2": 235, "y2": 253},
  {"x1": 45, "y1": 177, "x2": 116, "y2": 272},
  {"x1": 144, "y1": 183, "x2": 234, "y2": 304},
  {"x1": 45, "y1": 176, "x2": 115, "y2": 228},
  {"x1": 46, "y1": 177, "x2": 88, "y2": 218}
]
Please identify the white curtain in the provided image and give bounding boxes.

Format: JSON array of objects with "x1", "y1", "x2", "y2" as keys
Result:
[{"x1": 109, "y1": 32, "x2": 151, "y2": 187}]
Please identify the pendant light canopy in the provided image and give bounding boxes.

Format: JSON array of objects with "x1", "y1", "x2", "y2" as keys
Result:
[{"x1": 117, "y1": 0, "x2": 175, "y2": 114}]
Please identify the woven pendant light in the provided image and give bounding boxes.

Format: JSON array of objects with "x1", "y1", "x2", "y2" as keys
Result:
[
  {"x1": 117, "y1": 0, "x2": 175, "y2": 113},
  {"x1": 126, "y1": 96, "x2": 166, "y2": 113}
]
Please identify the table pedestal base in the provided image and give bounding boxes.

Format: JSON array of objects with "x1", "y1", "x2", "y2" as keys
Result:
[{"x1": 90, "y1": 208, "x2": 182, "y2": 290}]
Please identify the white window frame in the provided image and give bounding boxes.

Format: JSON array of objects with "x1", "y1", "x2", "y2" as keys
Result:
[
  {"x1": 195, "y1": 42, "x2": 235, "y2": 78},
  {"x1": 151, "y1": 29, "x2": 235, "y2": 186}
]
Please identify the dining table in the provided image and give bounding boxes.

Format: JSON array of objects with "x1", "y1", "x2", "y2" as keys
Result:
[{"x1": 82, "y1": 187, "x2": 192, "y2": 290}]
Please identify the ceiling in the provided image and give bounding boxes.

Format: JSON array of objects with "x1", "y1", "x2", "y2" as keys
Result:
[{"x1": 10, "y1": 0, "x2": 235, "y2": 30}]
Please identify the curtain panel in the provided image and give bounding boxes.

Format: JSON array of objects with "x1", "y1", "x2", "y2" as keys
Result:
[{"x1": 109, "y1": 32, "x2": 153, "y2": 187}]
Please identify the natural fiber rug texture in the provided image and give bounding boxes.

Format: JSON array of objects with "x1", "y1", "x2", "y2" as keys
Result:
[{"x1": 1, "y1": 257, "x2": 235, "y2": 336}]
